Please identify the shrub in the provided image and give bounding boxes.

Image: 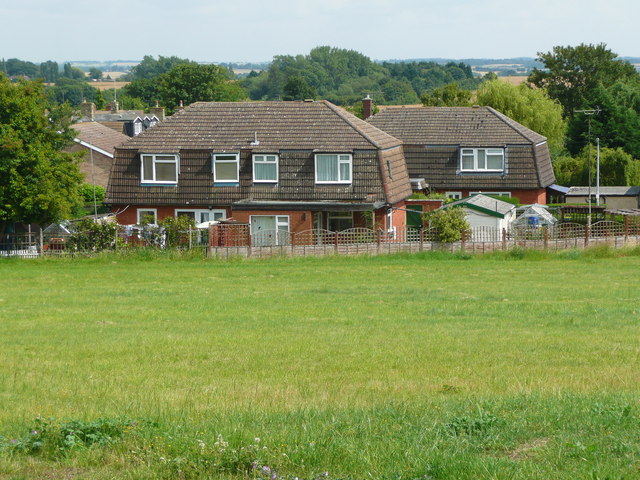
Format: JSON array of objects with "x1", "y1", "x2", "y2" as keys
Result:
[
  {"x1": 67, "y1": 218, "x2": 118, "y2": 252},
  {"x1": 78, "y1": 183, "x2": 105, "y2": 203},
  {"x1": 426, "y1": 208, "x2": 470, "y2": 243}
]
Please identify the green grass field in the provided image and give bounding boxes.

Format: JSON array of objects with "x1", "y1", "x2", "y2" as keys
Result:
[{"x1": 1, "y1": 248, "x2": 639, "y2": 479}]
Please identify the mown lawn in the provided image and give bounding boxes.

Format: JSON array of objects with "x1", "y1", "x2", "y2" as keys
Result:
[{"x1": 0, "y1": 248, "x2": 639, "y2": 479}]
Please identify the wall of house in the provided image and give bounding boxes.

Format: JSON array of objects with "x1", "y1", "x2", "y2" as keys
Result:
[
  {"x1": 434, "y1": 188, "x2": 547, "y2": 205},
  {"x1": 116, "y1": 206, "x2": 231, "y2": 225},
  {"x1": 230, "y1": 210, "x2": 312, "y2": 234},
  {"x1": 108, "y1": 149, "x2": 390, "y2": 207}
]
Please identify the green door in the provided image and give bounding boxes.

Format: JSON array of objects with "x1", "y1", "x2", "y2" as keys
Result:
[{"x1": 406, "y1": 205, "x2": 423, "y2": 229}]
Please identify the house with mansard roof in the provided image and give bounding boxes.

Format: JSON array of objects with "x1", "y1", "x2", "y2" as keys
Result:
[
  {"x1": 367, "y1": 106, "x2": 555, "y2": 204},
  {"x1": 105, "y1": 100, "x2": 411, "y2": 237}
]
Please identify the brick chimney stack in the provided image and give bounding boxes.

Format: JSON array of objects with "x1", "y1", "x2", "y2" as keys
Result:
[
  {"x1": 80, "y1": 101, "x2": 95, "y2": 120},
  {"x1": 150, "y1": 100, "x2": 165, "y2": 121},
  {"x1": 362, "y1": 94, "x2": 373, "y2": 120}
]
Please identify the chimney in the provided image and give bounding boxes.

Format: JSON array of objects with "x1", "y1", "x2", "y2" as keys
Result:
[
  {"x1": 175, "y1": 100, "x2": 185, "y2": 112},
  {"x1": 107, "y1": 101, "x2": 119, "y2": 113},
  {"x1": 150, "y1": 100, "x2": 165, "y2": 121},
  {"x1": 80, "y1": 101, "x2": 95, "y2": 120},
  {"x1": 362, "y1": 94, "x2": 373, "y2": 120}
]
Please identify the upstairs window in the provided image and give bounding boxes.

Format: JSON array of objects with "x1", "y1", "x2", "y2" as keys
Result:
[
  {"x1": 213, "y1": 153, "x2": 240, "y2": 183},
  {"x1": 315, "y1": 154, "x2": 352, "y2": 184},
  {"x1": 460, "y1": 148, "x2": 504, "y2": 172},
  {"x1": 141, "y1": 154, "x2": 178, "y2": 184},
  {"x1": 253, "y1": 154, "x2": 279, "y2": 183}
]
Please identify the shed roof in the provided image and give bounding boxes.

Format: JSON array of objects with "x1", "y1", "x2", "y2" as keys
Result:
[
  {"x1": 566, "y1": 186, "x2": 640, "y2": 197},
  {"x1": 443, "y1": 193, "x2": 516, "y2": 218}
]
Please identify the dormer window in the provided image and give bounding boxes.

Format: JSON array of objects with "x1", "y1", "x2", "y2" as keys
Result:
[
  {"x1": 141, "y1": 154, "x2": 178, "y2": 184},
  {"x1": 253, "y1": 154, "x2": 278, "y2": 183},
  {"x1": 315, "y1": 154, "x2": 352, "y2": 184},
  {"x1": 213, "y1": 153, "x2": 240, "y2": 184},
  {"x1": 460, "y1": 148, "x2": 504, "y2": 172}
]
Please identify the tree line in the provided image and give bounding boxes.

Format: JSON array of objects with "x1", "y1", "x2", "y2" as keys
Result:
[{"x1": 2, "y1": 43, "x2": 640, "y2": 232}]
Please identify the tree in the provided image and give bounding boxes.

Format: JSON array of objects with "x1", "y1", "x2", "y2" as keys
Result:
[
  {"x1": 282, "y1": 75, "x2": 316, "y2": 100},
  {"x1": 125, "y1": 55, "x2": 195, "y2": 81},
  {"x1": 88, "y1": 67, "x2": 103, "y2": 80},
  {"x1": 566, "y1": 81, "x2": 640, "y2": 158},
  {"x1": 61, "y1": 63, "x2": 86, "y2": 80},
  {"x1": 0, "y1": 75, "x2": 84, "y2": 234},
  {"x1": 475, "y1": 79, "x2": 566, "y2": 152},
  {"x1": 158, "y1": 64, "x2": 247, "y2": 112},
  {"x1": 553, "y1": 146, "x2": 640, "y2": 186},
  {"x1": 421, "y1": 83, "x2": 471, "y2": 107},
  {"x1": 528, "y1": 43, "x2": 638, "y2": 118},
  {"x1": 39, "y1": 60, "x2": 59, "y2": 83}
]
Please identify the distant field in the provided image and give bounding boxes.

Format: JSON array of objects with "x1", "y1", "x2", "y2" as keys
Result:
[
  {"x1": 499, "y1": 76, "x2": 529, "y2": 85},
  {"x1": 1, "y1": 250, "x2": 639, "y2": 479},
  {"x1": 91, "y1": 80, "x2": 129, "y2": 91}
]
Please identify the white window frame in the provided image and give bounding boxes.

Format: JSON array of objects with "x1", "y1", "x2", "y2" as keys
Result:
[
  {"x1": 141, "y1": 154, "x2": 179, "y2": 184},
  {"x1": 136, "y1": 208, "x2": 158, "y2": 225},
  {"x1": 212, "y1": 153, "x2": 240, "y2": 183},
  {"x1": 252, "y1": 154, "x2": 279, "y2": 183},
  {"x1": 314, "y1": 154, "x2": 352, "y2": 184},
  {"x1": 175, "y1": 209, "x2": 227, "y2": 224},
  {"x1": 460, "y1": 148, "x2": 504, "y2": 172},
  {"x1": 470, "y1": 191, "x2": 511, "y2": 197},
  {"x1": 445, "y1": 191, "x2": 463, "y2": 200}
]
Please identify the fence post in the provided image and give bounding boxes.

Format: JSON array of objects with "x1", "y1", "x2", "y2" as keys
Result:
[
  {"x1": 502, "y1": 228, "x2": 507, "y2": 250},
  {"x1": 39, "y1": 228, "x2": 44, "y2": 255},
  {"x1": 188, "y1": 227, "x2": 192, "y2": 249},
  {"x1": 625, "y1": 216, "x2": 629, "y2": 241},
  {"x1": 544, "y1": 226, "x2": 549, "y2": 250},
  {"x1": 585, "y1": 223, "x2": 590, "y2": 247},
  {"x1": 419, "y1": 228, "x2": 424, "y2": 252},
  {"x1": 376, "y1": 229, "x2": 381, "y2": 254},
  {"x1": 461, "y1": 229, "x2": 466, "y2": 252},
  {"x1": 334, "y1": 231, "x2": 339, "y2": 253}
]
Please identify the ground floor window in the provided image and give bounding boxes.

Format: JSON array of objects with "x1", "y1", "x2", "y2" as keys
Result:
[
  {"x1": 175, "y1": 209, "x2": 226, "y2": 225},
  {"x1": 250, "y1": 215, "x2": 290, "y2": 246},
  {"x1": 327, "y1": 211, "x2": 354, "y2": 232},
  {"x1": 445, "y1": 191, "x2": 463, "y2": 200},
  {"x1": 137, "y1": 208, "x2": 157, "y2": 225}
]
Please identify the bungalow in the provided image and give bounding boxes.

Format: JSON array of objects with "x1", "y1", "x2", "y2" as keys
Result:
[
  {"x1": 565, "y1": 186, "x2": 640, "y2": 210},
  {"x1": 367, "y1": 105, "x2": 556, "y2": 205},
  {"x1": 105, "y1": 100, "x2": 411, "y2": 239}
]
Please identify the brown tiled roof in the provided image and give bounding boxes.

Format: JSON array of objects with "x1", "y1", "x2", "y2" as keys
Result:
[
  {"x1": 119, "y1": 101, "x2": 401, "y2": 152},
  {"x1": 368, "y1": 106, "x2": 546, "y2": 146},
  {"x1": 107, "y1": 101, "x2": 410, "y2": 207},
  {"x1": 72, "y1": 121, "x2": 129, "y2": 155}
]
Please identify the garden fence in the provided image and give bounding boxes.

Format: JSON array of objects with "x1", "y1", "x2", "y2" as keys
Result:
[{"x1": 2, "y1": 220, "x2": 640, "y2": 259}]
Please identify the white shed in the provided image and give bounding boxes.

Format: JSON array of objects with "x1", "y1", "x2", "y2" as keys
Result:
[{"x1": 441, "y1": 194, "x2": 516, "y2": 241}]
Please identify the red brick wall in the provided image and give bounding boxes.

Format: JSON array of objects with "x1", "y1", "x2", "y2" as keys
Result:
[
  {"x1": 434, "y1": 189, "x2": 547, "y2": 205},
  {"x1": 230, "y1": 210, "x2": 313, "y2": 234},
  {"x1": 116, "y1": 206, "x2": 231, "y2": 225}
]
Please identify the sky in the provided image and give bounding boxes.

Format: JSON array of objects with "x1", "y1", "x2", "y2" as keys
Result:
[{"x1": 2, "y1": 0, "x2": 639, "y2": 63}]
